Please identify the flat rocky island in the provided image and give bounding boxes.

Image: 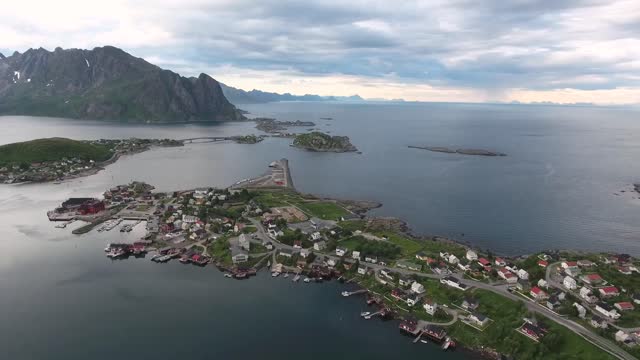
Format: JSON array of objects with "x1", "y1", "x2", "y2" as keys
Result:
[
  {"x1": 255, "y1": 118, "x2": 315, "y2": 134},
  {"x1": 292, "y1": 132, "x2": 358, "y2": 152},
  {"x1": 408, "y1": 145, "x2": 506, "y2": 157}
]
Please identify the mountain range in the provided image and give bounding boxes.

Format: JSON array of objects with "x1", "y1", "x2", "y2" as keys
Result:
[
  {"x1": 0, "y1": 46, "x2": 243, "y2": 122},
  {"x1": 220, "y1": 83, "x2": 364, "y2": 104}
]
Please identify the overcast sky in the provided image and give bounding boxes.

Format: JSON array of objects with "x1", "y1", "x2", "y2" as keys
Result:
[{"x1": 2, "y1": 0, "x2": 640, "y2": 104}]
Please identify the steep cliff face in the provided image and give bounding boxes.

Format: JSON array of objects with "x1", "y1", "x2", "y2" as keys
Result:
[{"x1": 0, "y1": 46, "x2": 244, "y2": 122}]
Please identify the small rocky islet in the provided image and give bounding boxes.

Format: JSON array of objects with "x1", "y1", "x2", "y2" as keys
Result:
[{"x1": 408, "y1": 145, "x2": 506, "y2": 157}]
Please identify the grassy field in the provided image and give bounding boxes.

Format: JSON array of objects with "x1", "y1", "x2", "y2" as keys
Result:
[
  {"x1": 296, "y1": 201, "x2": 349, "y2": 220},
  {"x1": 0, "y1": 137, "x2": 113, "y2": 166}
]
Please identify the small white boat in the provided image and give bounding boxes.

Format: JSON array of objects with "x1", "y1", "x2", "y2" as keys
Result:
[
  {"x1": 341, "y1": 291, "x2": 350, "y2": 297},
  {"x1": 364, "y1": 315, "x2": 372, "y2": 320},
  {"x1": 304, "y1": 277, "x2": 311, "y2": 283},
  {"x1": 224, "y1": 273, "x2": 233, "y2": 278},
  {"x1": 292, "y1": 274, "x2": 300, "y2": 282},
  {"x1": 271, "y1": 272, "x2": 280, "y2": 277},
  {"x1": 283, "y1": 273, "x2": 289, "y2": 278},
  {"x1": 360, "y1": 311, "x2": 371, "y2": 317},
  {"x1": 420, "y1": 339, "x2": 429, "y2": 344}
]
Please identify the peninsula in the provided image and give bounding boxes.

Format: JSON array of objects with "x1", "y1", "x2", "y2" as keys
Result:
[
  {"x1": 409, "y1": 146, "x2": 506, "y2": 157},
  {"x1": 292, "y1": 132, "x2": 358, "y2": 152},
  {"x1": 47, "y1": 159, "x2": 640, "y2": 360}
]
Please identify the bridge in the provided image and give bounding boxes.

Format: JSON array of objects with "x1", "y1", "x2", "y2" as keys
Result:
[{"x1": 180, "y1": 137, "x2": 233, "y2": 143}]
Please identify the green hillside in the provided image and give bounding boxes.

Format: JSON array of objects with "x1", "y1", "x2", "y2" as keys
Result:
[{"x1": 0, "y1": 138, "x2": 113, "y2": 166}]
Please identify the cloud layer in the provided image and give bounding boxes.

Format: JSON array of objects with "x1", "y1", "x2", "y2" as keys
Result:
[{"x1": 2, "y1": 0, "x2": 640, "y2": 104}]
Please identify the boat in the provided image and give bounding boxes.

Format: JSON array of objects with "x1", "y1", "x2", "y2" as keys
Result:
[
  {"x1": 342, "y1": 291, "x2": 350, "y2": 297},
  {"x1": 420, "y1": 339, "x2": 429, "y2": 344},
  {"x1": 303, "y1": 277, "x2": 311, "y2": 283},
  {"x1": 271, "y1": 272, "x2": 280, "y2": 277},
  {"x1": 283, "y1": 272, "x2": 289, "y2": 278},
  {"x1": 360, "y1": 311, "x2": 371, "y2": 317},
  {"x1": 150, "y1": 254, "x2": 161, "y2": 261},
  {"x1": 224, "y1": 273, "x2": 233, "y2": 278},
  {"x1": 442, "y1": 337, "x2": 455, "y2": 350},
  {"x1": 292, "y1": 274, "x2": 300, "y2": 282}
]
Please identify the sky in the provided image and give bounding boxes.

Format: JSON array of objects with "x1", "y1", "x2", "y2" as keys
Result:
[{"x1": 1, "y1": 0, "x2": 640, "y2": 104}]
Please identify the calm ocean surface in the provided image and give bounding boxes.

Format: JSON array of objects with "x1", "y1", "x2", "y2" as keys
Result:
[{"x1": 0, "y1": 102, "x2": 638, "y2": 359}]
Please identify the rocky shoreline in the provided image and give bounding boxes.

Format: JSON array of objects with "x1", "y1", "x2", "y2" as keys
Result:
[{"x1": 408, "y1": 146, "x2": 506, "y2": 157}]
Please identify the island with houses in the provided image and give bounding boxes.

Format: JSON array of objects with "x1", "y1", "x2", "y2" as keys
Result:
[{"x1": 46, "y1": 159, "x2": 640, "y2": 360}]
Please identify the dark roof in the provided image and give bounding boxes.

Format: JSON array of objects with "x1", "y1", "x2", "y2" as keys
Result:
[
  {"x1": 62, "y1": 197, "x2": 95, "y2": 206},
  {"x1": 444, "y1": 276, "x2": 459, "y2": 283},
  {"x1": 472, "y1": 312, "x2": 487, "y2": 321},
  {"x1": 597, "y1": 302, "x2": 614, "y2": 311}
]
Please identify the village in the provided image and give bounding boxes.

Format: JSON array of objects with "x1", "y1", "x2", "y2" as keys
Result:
[
  {"x1": 0, "y1": 138, "x2": 183, "y2": 183},
  {"x1": 45, "y1": 159, "x2": 640, "y2": 360}
]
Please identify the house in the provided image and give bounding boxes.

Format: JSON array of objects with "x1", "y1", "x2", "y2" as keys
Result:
[
  {"x1": 279, "y1": 248, "x2": 293, "y2": 258},
  {"x1": 310, "y1": 231, "x2": 322, "y2": 241},
  {"x1": 440, "y1": 276, "x2": 468, "y2": 291},
  {"x1": 314, "y1": 241, "x2": 326, "y2": 251},
  {"x1": 447, "y1": 254, "x2": 459, "y2": 265},
  {"x1": 573, "y1": 303, "x2": 587, "y2": 318},
  {"x1": 517, "y1": 269, "x2": 529, "y2": 280},
  {"x1": 462, "y1": 298, "x2": 479, "y2": 311},
  {"x1": 469, "y1": 312, "x2": 489, "y2": 327},
  {"x1": 599, "y1": 286, "x2": 620, "y2": 298},
  {"x1": 415, "y1": 252, "x2": 430, "y2": 261},
  {"x1": 238, "y1": 234, "x2": 251, "y2": 251},
  {"x1": 466, "y1": 250, "x2": 478, "y2": 261},
  {"x1": 595, "y1": 303, "x2": 620, "y2": 319},
  {"x1": 546, "y1": 296, "x2": 561, "y2": 310},
  {"x1": 580, "y1": 286, "x2": 592, "y2": 299},
  {"x1": 364, "y1": 255, "x2": 378, "y2": 264},
  {"x1": 397, "y1": 260, "x2": 421, "y2": 271},
  {"x1": 615, "y1": 330, "x2": 630, "y2": 343},
  {"x1": 357, "y1": 266, "x2": 368, "y2": 275},
  {"x1": 498, "y1": 268, "x2": 517, "y2": 283},
  {"x1": 563, "y1": 276, "x2": 577, "y2": 290},
  {"x1": 478, "y1": 258, "x2": 491, "y2": 267},
  {"x1": 352, "y1": 251, "x2": 361, "y2": 260},
  {"x1": 335, "y1": 247, "x2": 347, "y2": 257},
  {"x1": 561, "y1": 261, "x2": 578, "y2": 269},
  {"x1": 494, "y1": 257, "x2": 506, "y2": 266},
  {"x1": 423, "y1": 299, "x2": 438, "y2": 315},
  {"x1": 577, "y1": 259, "x2": 595, "y2": 267},
  {"x1": 521, "y1": 323, "x2": 545, "y2": 341},
  {"x1": 617, "y1": 266, "x2": 632, "y2": 275},
  {"x1": 265, "y1": 242, "x2": 274, "y2": 250},
  {"x1": 537, "y1": 279, "x2": 549, "y2": 288},
  {"x1": 406, "y1": 295, "x2": 420, "y2": 307},
  {"x1": 233, "y1": 223, "x2": 245, "y2": 233},
  {"x1": 615, "y1": 302, "x2": 635, "y2": 312},
  {"x1": 293, "y1": 240, "x2": 302, "y2": 249},
  {"x1": 516, "y1": 279, "x2": 530, "y2": 291},
  {"x1": 538, "y1": 260, "x2": 549, "y2": 268},
  {"x1": 300, "y1": 249, "x2": 311, "y2": 258},
  {"x1": 380, "y1": 269, "x2": 395, "y2": 280},
  {"x1": 564, "y1": 267, "x2": 581, "y2": 277},
  {"x1": 581, "y1": 273, "x2": 603, "y2": 286},
  {"x1": 231, "y1": 248, "x2": 248, "y2": 264},
  {"x1": 590, "y1": 315, "x2": 608, "y2": 329},
  {"x1": 411, "y1": 282, "x2": 426, "y2": 294},
  {"x1": 530, "y1": 286, "x2": 548, "y2": 300},
  {"x1": 399, "y1": 276, "x2": 414, "y2": 287}
]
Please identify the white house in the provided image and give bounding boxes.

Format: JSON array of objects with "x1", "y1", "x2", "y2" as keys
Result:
[
  {"x1": 357, "y1": 266, "x2": 368, "y2": 275},
  {"x1": 448, "y1": 254, "x2": 459, "y2": 265},
  {"x1": 595, "y1": 303, "x2": 620, "y2": 320},
  {"x1": 335, "y1": 247, "x2": 347, "y2": 257},
  {"x1": 440, "y1": 276, "x2": 468, "y2": 291},
  {"x1": 314, "y1": 241, "x2": 326, "y2": 251},
  {"x1": 466, "y1": 250, "x2": 478, "y2": 261},
  {"x1": 411, "y1": 282, "x2": 426, "y2": 294},
  {"x1": 469, "y1": 313, "x2": 489, "y2": 327},
  {"x1": 517, "y1": 269, "x2": 529, "y2": 280},
  {"x1": 364, "y1": 255, "x2": 378, "y2": 264},
  {"x1": 327, "y1": 258, "x2": 337, "y2": 267},
  {"x1": 406, "y1": 295, "x2": 420, "y2": 307},
  {"x1": 563, "y1": 276, "x2": 577, "y2": 290},
  {"x1": 565, "y1": 267, "x2": 581, "y2": 277},
  {"x1": 310, "y1": 232, "x2": 322, "y2": 241},
  {"x1": 300, "y1": 249, "x2": 311, "y2": 258},
  {"x1": 352, "y1": 251, "x2": 361, "y2": 260},
  {"x1": 231, "y1": 248, "x2": 248, "y2": 264},
  {"x1": 537, "y1": 279, "x2": 549, "y2": 288},
  {"x1": 238, "y1": 234, "x2": 251, "y2": 251},
  {"x1": 423, "y1": 300, "x2": 438, "y2": 315},
  {"x1": 573, "y1": 303, "x2": 587, "y2": 318}
]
